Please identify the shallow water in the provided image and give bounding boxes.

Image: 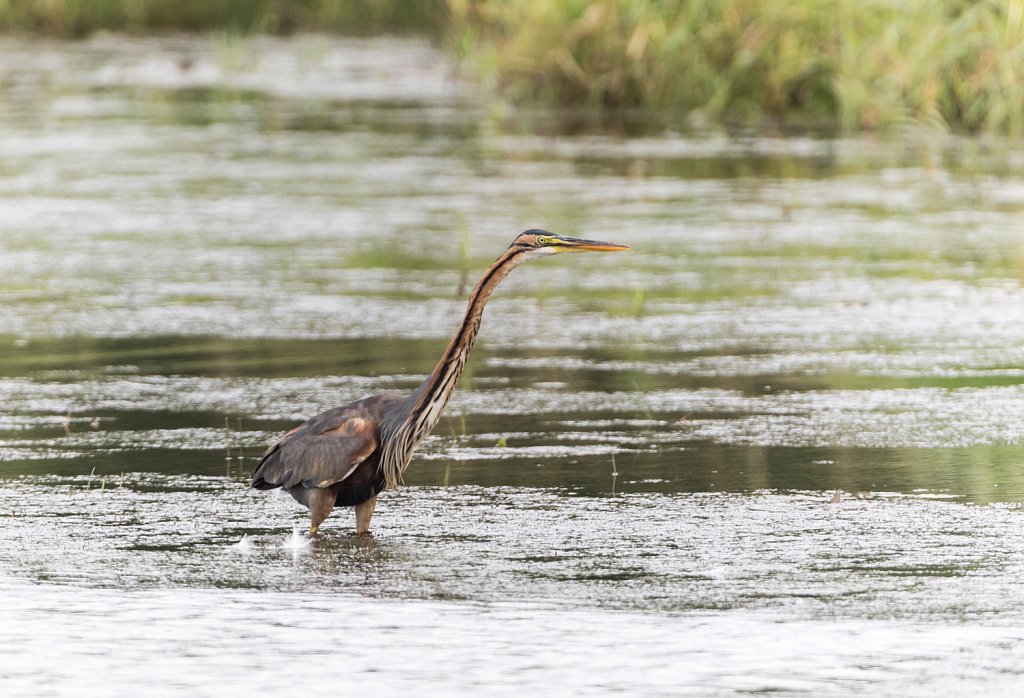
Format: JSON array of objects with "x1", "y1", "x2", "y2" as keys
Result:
[
  {"x1": 3, "y1": 34, "x2": 1024, "y2": 696},
  {"x1": 5, "y1": 478, "x2": 1024, "y2": 695}
]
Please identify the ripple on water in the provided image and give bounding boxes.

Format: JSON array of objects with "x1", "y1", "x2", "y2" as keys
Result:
[
  {"x1": 2, "y1": 474, "x2": 1023, "y2": 621},
  {"x1": 2, "y1": 578, "x2": 1023, "y2": 697},
  {"x1": 3, "y1": 476, "x2": 1024, "y2": 696},
  {"x1": 5, "y1": 372, "x2": 1024, "y2": 461}
]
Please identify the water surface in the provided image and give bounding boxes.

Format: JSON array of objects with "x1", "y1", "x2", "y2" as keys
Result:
[{"x1": 3, "y1": 34, "x2": 1024, "y2": 696}]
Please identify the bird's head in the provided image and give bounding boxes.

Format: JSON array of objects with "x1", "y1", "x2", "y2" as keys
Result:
[{"x1": 509, "y1": 229, "x2": 630, "y2": 257}]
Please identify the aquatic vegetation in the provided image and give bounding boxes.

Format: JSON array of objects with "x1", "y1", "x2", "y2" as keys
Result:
[{"x1": 450, "y1": 0, "x2": 1024, "y2": 134}]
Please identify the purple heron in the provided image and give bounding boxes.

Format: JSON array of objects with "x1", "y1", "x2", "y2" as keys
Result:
[{"x1": 251, "y1": 229, "x2": 629, "y2": 535}]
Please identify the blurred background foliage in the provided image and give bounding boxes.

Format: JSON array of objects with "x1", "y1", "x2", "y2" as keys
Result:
[
  {"x1": 451, "y1": 0, "x2": 1024, "y2": 134},
  {"x1": 3, "y1": 0, "x2": 1024, "y2": 134},
  {"x1": 0, "y1": 0, "x2": 450, "y2": 35}
]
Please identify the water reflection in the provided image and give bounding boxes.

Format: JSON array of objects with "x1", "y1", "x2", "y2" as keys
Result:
[{"x1": 4, "y1": 333, "x2": 1024, "y2": 501}]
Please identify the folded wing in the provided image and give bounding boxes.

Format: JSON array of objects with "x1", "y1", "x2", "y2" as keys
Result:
[{"x1": 251, "y1": 404, "x2": 382, "y2": 491}]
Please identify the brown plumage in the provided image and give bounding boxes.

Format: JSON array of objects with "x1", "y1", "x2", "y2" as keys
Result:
[{"x1": 251, "y1": 229, "x2": 629, "y2": 535}]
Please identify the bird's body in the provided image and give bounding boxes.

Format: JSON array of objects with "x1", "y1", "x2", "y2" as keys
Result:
[
  {"x1": 251, "y1": 229, "x2": 628, "y2": 535},
  {"x1": 252, "y1": 394, "x2": 400, "y2": 522}
]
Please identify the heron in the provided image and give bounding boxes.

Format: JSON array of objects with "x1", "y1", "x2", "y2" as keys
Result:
[{"x1": 251, "y1": 229, "x2": 629, "y2": 535}]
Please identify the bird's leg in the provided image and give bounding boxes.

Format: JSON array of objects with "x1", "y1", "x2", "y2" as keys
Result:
[
  {"x1": 354, "y1": 494, "x2": 377, "y2": 535},
  {"x1": 308, "y1": 487, "x2": 336, "y2": 536}
]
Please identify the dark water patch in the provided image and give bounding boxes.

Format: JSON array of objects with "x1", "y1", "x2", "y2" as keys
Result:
[{"x1": 0, "y1": 335, "x2": 456, "y2": 378}]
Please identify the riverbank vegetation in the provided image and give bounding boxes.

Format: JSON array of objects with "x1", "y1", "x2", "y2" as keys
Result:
[
  {"x1": 4, "y1": 0, "x2": 1024, "y2": 134},
  {"x1": 449, "y1": 0, "x2": 1024, "y2": 134}
]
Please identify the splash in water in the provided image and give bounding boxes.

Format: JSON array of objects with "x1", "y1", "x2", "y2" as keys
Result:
[
  {"x1": 282, "y1": 527, "x2": 310, "y2": 552},
  {"x1": 230, "y1": 534, "x2": 253, "y2": 553}
]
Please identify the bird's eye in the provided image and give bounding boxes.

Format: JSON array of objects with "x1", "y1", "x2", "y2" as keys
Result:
[{"x1": 536, "y1": 236, "x2": 549, "y2": 245}]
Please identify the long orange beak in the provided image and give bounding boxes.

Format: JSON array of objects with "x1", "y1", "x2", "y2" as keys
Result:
[{"x1": 550, "y1": 234, "x2": 630, "y2": 252}]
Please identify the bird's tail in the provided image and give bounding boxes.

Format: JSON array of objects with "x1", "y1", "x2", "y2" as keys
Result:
[{"x1": 250, "y1": 451, "x2": 283, "y2": 490}]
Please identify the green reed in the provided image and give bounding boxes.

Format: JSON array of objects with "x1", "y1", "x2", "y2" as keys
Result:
[{"x1": 449, "y1": 0, "x2": 1024, "y2": 134}]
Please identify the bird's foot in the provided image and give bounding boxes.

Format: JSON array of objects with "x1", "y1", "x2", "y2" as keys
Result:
[{"x1": 308, "y1": 526, "x2": 319, "y2": 537}]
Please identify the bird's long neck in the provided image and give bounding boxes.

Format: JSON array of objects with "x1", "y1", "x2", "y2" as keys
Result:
[
  {"x1": 411, "y1": 245, "x2": 530, "y2": 433},
  {"x1": 378, "y1": 245, "x2": 532, "y2": 489}
]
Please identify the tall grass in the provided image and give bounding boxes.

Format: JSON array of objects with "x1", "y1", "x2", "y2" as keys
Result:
[{"x1": 449, "y1": 0, "x2": 1024, "y2": 134}]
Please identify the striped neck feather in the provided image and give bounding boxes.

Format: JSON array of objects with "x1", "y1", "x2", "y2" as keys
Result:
[{"x1": 378, "y1": 245, "x2": 531, "y2": 489}]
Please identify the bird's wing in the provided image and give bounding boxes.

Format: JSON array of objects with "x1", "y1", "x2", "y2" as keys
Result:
[{"x1": 252, "y1": 408, "x2": 380, "y2": 491}]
